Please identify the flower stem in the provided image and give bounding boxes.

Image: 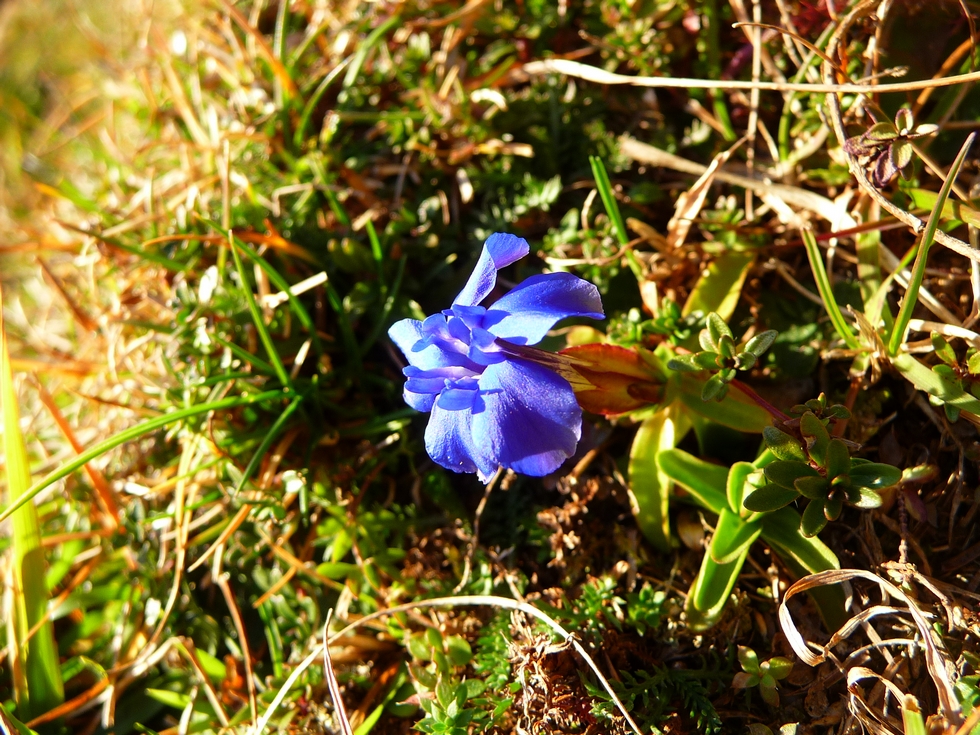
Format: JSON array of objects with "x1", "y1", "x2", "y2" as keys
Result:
[{"x1": 730, "y1": 378, "x2": 791, "y2": 423}]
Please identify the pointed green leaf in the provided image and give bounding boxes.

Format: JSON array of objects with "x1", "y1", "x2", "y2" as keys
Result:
[
  {"x1": 931, "y1": 333, "x2": 958, "y2": 366},
  {"x1": 742, "y1": 484, "x2": 799, "y2": 512},
  {"x1": 706, "y1": 312, "x2": 732, "y2": 348},
  {"x1": 848, "y1": 462, "x2": 902, "y2": 490},
  {"x1": 629, "y1": 405, "x2": 691, "y2": 551},
  {"x1": 727, "y1": 461, "x2": 756, "y2": 514},
  {"x1": 764, "y1": 460, "x2": 819, "y2": 489},
  {"x1": 658, "y1": 448, "x2": 728, "y2": 515},
  {"x1": 795, "y1": 475, "x2": 829, "y2": 500},
  {"x1": 801, "y1": 500, "x2": 829, "y2": 537},
  {"x1": 738, "y1": 646, "x2": 760, "y2": 674},
  {"x1": 825, "y1": 439, "x2": 851, "y2": 479},
  {"x1": 701, "y1": 374, "x2": 729, "y2": 401},
  {"x1": 800, "y1": 412, "x2": 830, "y2": 465},
  {"x1": 667, "y1": 354, "x2": 704, "y2": 372},
  {"x1": 763, "y1": 426, "x2": 806, "y2": 462},
  {"x1": 744, "y1": 330, "x2": 777, "y2": 358},
  {"x1": 682, "y1": 252, "x2": 755, "y2": 328},
  {"x1": 823, "y1": 497, "x2": 843, "y2": 521},
  {"x1": 709, "y1": 508, "x2": 762, "y2": 564},
  {"x1": 893, "y1": 351, "x2": 980, "y2": 423}
]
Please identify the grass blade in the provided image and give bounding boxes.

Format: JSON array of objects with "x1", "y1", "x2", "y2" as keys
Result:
[
  {"x1": 229, "y1": 235, "x2": 294, "y2": 393},
  {"x1": 589, "y1": 156, "x2": 629, "y2": 246},
  {"x1": 1, "y1": 287, "x2": 64, "y2": 718},
  {"x1": 802, "y1": 226, "x2": 861, "y2": 350},
  {"x1": 888, "y1": 133, "x2": 975, "y2": 356},
  {"x1": 0, "y1": 389, "x2": 287, "y2": 524}
]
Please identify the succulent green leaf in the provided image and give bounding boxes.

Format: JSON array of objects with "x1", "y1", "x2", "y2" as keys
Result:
[
  {"x1": 894, "y1": 107, "x2": 913, "y2": 133},
  {"x1": 738, "y1": 646, "x2": 760, "y2": 674},
  {"x1": 893, "y1": 140, "x2": 913, "y2": 171},
  {"x1": 709, "y1": 508, "x2": 763, "y2": 564},
  {"x1": 848, "y1": 462, "x2": 902, "y2": 490},
  {"x1": 705, "y1": 312, "x2": 732, "y2": 350},
  {"x1": 849, "y1": 486, "x2": 884, "y2": 509},
  {"x1": 760, "y1": 682, "x2": 780, "y2": 707},
  {"x1": 944, "y1": 402, "x2": 961, "y2": 422},
  {"x1": 801, "y1": 500, "x2": 829, "y2": 537},
  {"x1": 800, "y1": 412, "x2": 830, "y2": 465},
  {"x1": 726, "y1": 461, "x2": 755, "y2": 514},
  {"x1": 763, "y1": 426, "x2": 807, "y2": 462},
  {"x1": 742, "y1": 483, "x2": 799, "y2": 512},
  {"x1": 967, "y1": 351, "x2": 980, "y2": 375},
  {"x1": 735, "y1": 352, "x2": 758, "y2": 371},
  {"x1": 766, "y1": 657, "x2": 793, "y2": 680},
  {"x1": 765, "y1": 460, "x2": 820, "y2": 489},
  {"x1": 658, "y1": 448, "x2": 728, "y2": 515},
  {"x1": 695, "y1": 352, "x2": 722, "y2": 370},
  {"x1": 825, "y1": 439, "x2": 851, "y2": 479},
  {"x1": 667, "y1": 353, "x2": 705, "y2": 372},
  {"x1": 743, "y1": 329, "x2": 777, "y2": 358},
  {"x1": 823, "y1": 497, "x2": 843, "y2": 521},
  {"x1": 865, "y1": 121, "x2": 899, "y2": 141},
  {"x1": 932, "y1": 333, "x2": 958, "y2": 366},
  {"x1": 794, "y1": 475, "x2": 829, "y2": 500},
  {"x1": 826, "y1": 404, "x2": 851, "y2": 420},
  {"x1": 702, "y1": 374, "x2": 729, "y2": 401},
  {"x1": 732, "y1": 672, "x2": 759, "y2": 689},
  {"x1": 718, "y1": 334, "x2": 736, "y2": 359}
]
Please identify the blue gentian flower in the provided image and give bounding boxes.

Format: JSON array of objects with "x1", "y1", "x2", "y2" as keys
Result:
[{"x1": 388, "y1": 233, "x2": 604, "y2": 482}]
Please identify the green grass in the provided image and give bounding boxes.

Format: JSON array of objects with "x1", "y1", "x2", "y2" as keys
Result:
[{"x1": 2, "y1": 1, "x2": 980, "y2": 734}]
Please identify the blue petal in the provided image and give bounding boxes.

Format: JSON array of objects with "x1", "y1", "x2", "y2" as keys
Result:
[
  {"x1": 485, "y1": 272, "x2": 604, "y2": 345},
  {"x1": 472, "y1": 359, "x2": 582, "y2": 476},
  {"x1": 404, "y1": 387, "x2": 436, "y2": 412},
  {"x1": 425, "y1": 404, "x2": 497, "y2": 477},
  {"x1": 389, "y1": 318, "x2": 477, "y2": 371},
  {"x1": 453, "y1": 233, "x2": 530, "y2": 307}
]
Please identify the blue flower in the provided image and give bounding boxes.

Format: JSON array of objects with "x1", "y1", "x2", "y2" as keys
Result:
[{"x1": 388, "y1": 233, "x2": 604, "y2": 482}]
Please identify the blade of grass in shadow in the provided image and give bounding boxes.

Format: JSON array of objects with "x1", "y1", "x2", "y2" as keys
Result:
[
  {"x1": 234, "y1": 245, "x2": 324, "y2": 360},
  {"x1": 0, "y1": 388, "x2": 286, "y2": 524},
  {"x1": 589, "y1": 156, "x2": 629, "y2": 246},
  {"x1": 888, "y1": 133, "x2": 975, "y2": 356},
  {"x1": 1, "y1": 286, "x2": 64, "y2": 719},
  {"x1": 801, "y1": 226, "x2": 862, "y2": 350},
  {"x1": 234, "y1": 395, "x2": 303, "y2": 494},
  {"x1": 229, "y1": 235, "x2": 294, "y2": 393}
]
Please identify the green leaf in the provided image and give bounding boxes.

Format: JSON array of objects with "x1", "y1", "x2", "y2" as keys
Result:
[
  {"x1": 764, "y1": 461, "x2": 820, "y2": 489},
  {"x1": 800, "y1": 412, "x2": 830, "y2": 466},
  {"x1": 668, "y1": 353, "x2": 705, "y2": 372},
  {"x1": 766, "y1": 657, "x2": 794, "y2": 680},
  {"x1": 701, "y1": 374, "x2": 729, "y2": 401},
  {"x1": 677, "y1": 374, "x2": 771, "y2": 432},
  {"x1": 865, "y1": 121, "x2": 898, "y2": 141},
  {"x1": 695, "y1": 352, "x2": 723, "y2": 370},
  {"x1": 682, "y1": 252, "x2": 755, "y2": 327},
  {"x1": 590, "y1": 156, "x2": 630, "y2": 246},
  {"x1": 628, "y1": 405, "x2": 691, "y2": 551},
  {"x1": 848, "y1": 462, "x2": 902, "y2": 490},
  {"x1": 825, "y1": 439, "x2": 851, "y2": 479},
  {"x1": 744, "y1": 329, "x2": 778, "y2": 358},
  {"x1": 658, "y1": 448, "x2": 728, "y2": 515},
  {"x1": 760, "y1": 507, "x2": 840, "y2": 574},
  {"x1": 849, "y1": 486, "x2": 884, "y2": 509},
  {"x1": 801, "y1": 227, "x2": 861, "y2": 350},
  {"x1": 893, "y1": 139, "x2": 913, "y2": 171},
  {"x1": 738, "y1": 646, "x2": 761, "y2": 674},
  {"x1": 823, "y1": 497, "x2": 843, "y2": 521},
  {"x1": 763, "y1": 426, "x2": 807, "y2": 462},
  {"x1": 801, "y1": 500, "x2": 829, "y2": 537},
  {"x1": 932, "y1": 333, "x2": 958, "y2": 366},
  {"x1": 445, "y1": 636, "x2": 473, "y2": 667},
  {"x1": 795, "y1": 475, "x2": 829, "y2": 500},
  {"x1": 687, "y1": 546, "x2": 749, "y2": 629},
  {"x1": 967, "y1": 351, "x2": 980, "y2": 375},
  {"x1": 727, "y1": 461, "x2": 756, "y2": 514},
  {"x1": 709, "y1": 509, "x2": 762, "y2": 565},
  {"x1": 889, "y1": 133, "x2": 975, "y2": 355},
  {"x1": 742, "y1": 484, "x2": 799, "y2": 512},
  {"x1": 893, "y1": 351, "x2": 980, "y2": 423},
  {"x1": 706, "y1": 312, "x2": 733, "y2": 350},
  {"x1": 1, "y1": 290, "x2": 64, "y2": 718}
]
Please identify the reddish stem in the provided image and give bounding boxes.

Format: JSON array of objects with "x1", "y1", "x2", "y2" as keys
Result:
[{"x1": 730, "y1": 378, "x2": 791, "y2": 423}]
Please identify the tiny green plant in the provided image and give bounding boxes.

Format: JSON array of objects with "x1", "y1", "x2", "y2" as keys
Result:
[
  {"x1": 667, "y1": 313, "x2": 777, "y2": 401},
  {"x1": 732, "y1": 646, "x2": 793, "y2": 707},
  {"x1": 743, "y1": 399, "x2": 903, "y2": 537}
]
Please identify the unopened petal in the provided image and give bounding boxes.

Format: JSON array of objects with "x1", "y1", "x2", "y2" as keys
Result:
[
  {"x1": 473, "y1": 359, "x2": 581, "y2": 476},
  {"x1": 486, "y1": 272, "x2": 603, "y2": 345}
]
